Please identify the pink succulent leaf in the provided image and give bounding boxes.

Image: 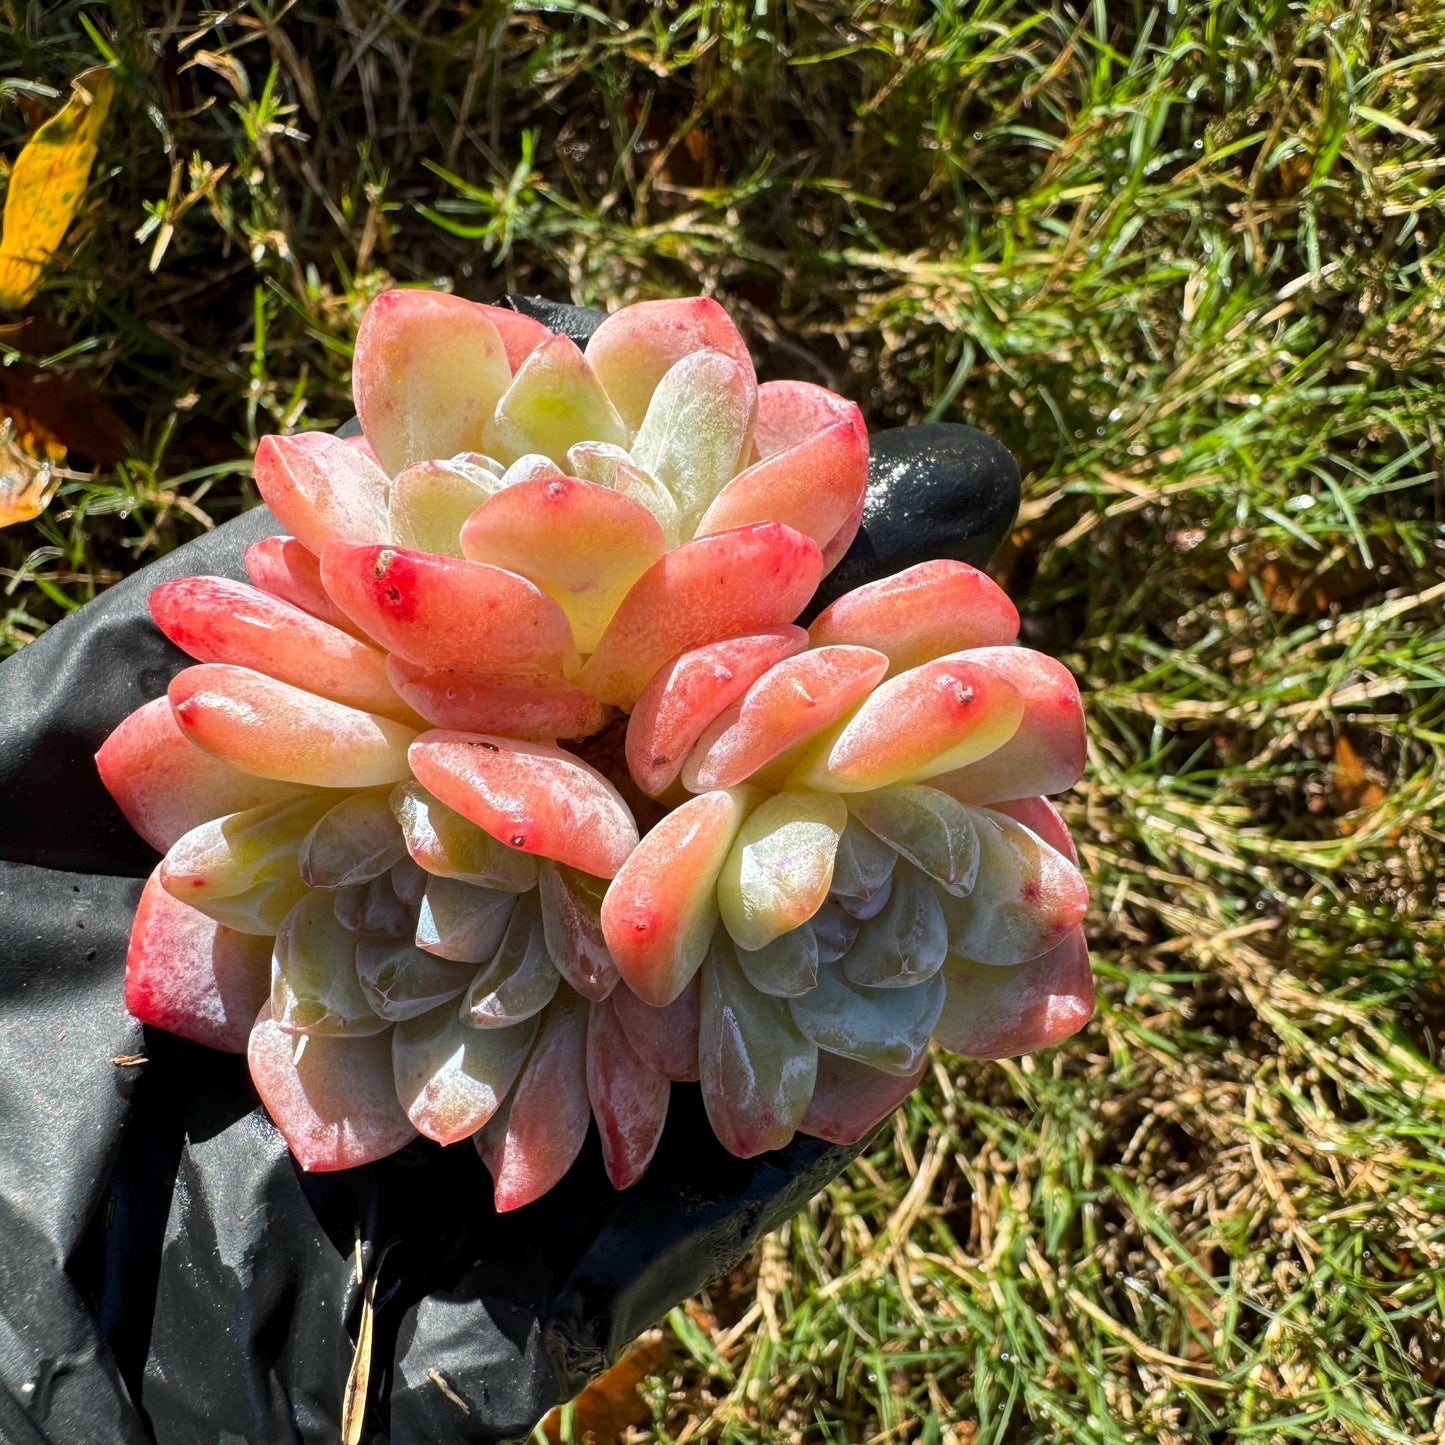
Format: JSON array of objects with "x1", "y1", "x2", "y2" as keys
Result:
[
  {"x1": 734, "y1": 923, "x2": 819, "y2": 997},
  {"x1": 299, "y1": 789, "x2": 407, "y2": 889},
  {"x1": 787, "y1": 654, "x2": 1024, "y2": 792},
  {"x1": 319, "y1": 542, "x2": 578, "y2": 679},
  {"x1": 579, "y1": 523, "x2": 824, "y2": 711},
  {"x1": 625, "y1": 626, "x2": 808, "y2": 799},
  {"x1": 927, "y1": 647, "x2": 1087, "y2": 805},
  {"x1": 601, "y1": 787, "x2": 755, "y2": 1007},
  {"x1": 248, "y1": 1004, "x2": 417, "y2": 1172},
  {"x1": 585, "y1": 296, "x2": 756, "y2": 437},
  {"x1": 752, "y1": 379, "x2": 866, "y2": 460},
  {"x1": 475, "y1": 987, "x2": 591, "y2": 1211},
  {"x1": 356, "y1": 932, "x2": 478, "y2": 1021},
  {"x1": 829, "y1": 817, "x2": 897, "y2": 910},
  {"x1": 244, "y1": 535, "x2": 370, "y2": 640},
  {"x1": 125, "y1": 869, "x2": 271, "y2": 1053},
  {"x1": 269, "y1": 889, "x2": 389, "y2": 1037},
  {"x1": 413, "y1": 877, "x2": 517, "y2": 965},
  {"x1": 989, "y1": 796, "x2": 1078, "y2": 864},
  {"x1": 333, "y1": 872, "x2": 415, "y2": 938},
  {"x1": 839, "y1": 861, "x2": 949, "y2": 988},
  {"x1": 717, "y1": 789, "x2": 847, "y2": 951},
  {"x1": 386, "y1": 656, "x2": 608, "y2": 743},
  {"x1": 537, "y1": 861, "x2": 619, "y2": 1001},
  {"x1": 809, "y1": 898, "x2": 860, "y2": 963},
  {"x1": 799, "y1": 1051, "x2": 929, "y2": 1147},
  {"x1": 151, "y1": 575, "x2": 419, "y2": 725},
  {"x1": 789, "y1": 954, "x2": 945, "y2": 1076},
  {"x1": 387, "y1": 458, "x2": 498, "y2": 558},
  {"x1": 472, "y1": 1103, "x2": 507, "y2": 1184},
  {"x1": 610, "y1": 973, "x2": 701, "y2": 1082},
  {"x1": 695, "y1": 419, "x2": 868, "y2": 556},
  {"x1": 343, "y1": 432, "x2": 384, "y2": 466},
  {"x1": 252, "y1": 432, "x2": 390, "y2": 555},
  {"x1": 838, "y1": 871, "x2": 893, "y2": 921},
  {"x1": 96, "y1": 696, "x2": 311, "y2": 853},
  {"x1": 459, "y1": 474, "x2": 666, "y2": 654},
  {"x1": 393, "y1": 1005, "x2": 539, "y2": 1145},
  {"x1": 390, "y1": 857, "x2": 428, "y2": 907},
  {"x1": 629, "y1": 351, "x2": 757, "y2": 535},
  {"x1": 807, "y1": 560, "x2": 1021, "y2": 677},
  {"x1": 566, "y1": 442, "x2": 683, "y2": 548},
  {"x1": 481, "y1": 332, "x2": 628, "y2": 465},
  {"x1": 818, "y1": 487, "x2": 867, "y2": 576},
  {"x1": 471, "y1": 302, "x2": 553, "y2": 372},
  {"x1": 563, "y1": 440, "x2": 633, "y2": 486},
  {"x1": 460, "y1": 891, "x2": 561, "y2": 1028},
  {"x1": 409, "y1": 731, "x2": 639, "y2": 880},
  {"x1": 586, "y1": 993, "x2": 670, "y2": 1190},
  {"x1": 169, "y1": 663, "x2": 418, "y2": 788},
  {"x1": 699, "y1": 933, "x2": 818, "y2": 1158},
  {"x1": 681, "y1": 644, "x2": 889, "y2": 793},
  {"x1": 438, "y1": 450, "x2": 504, "y2": 477},
  {"x1": 159, "y1": 793, "x2": 333, "y2": 935},
  {"x1": 845, "y1": 784, "x2": 980, "y2": 896},
  {"x1": 932, "y1": 806, "x2": 1089, "y2": 965},
  {"x1": 472, "y1": 1101, "x2": 506, "y2": 1182},
  {"x1": 498, "y1": 454, "x2": 565, "y2": 486},
  {"x1": 390, "y1": 779, "x2": 539, "y2": 892},
  {"x1": 934, "y1": 927, "x2": 1094, "y2": 1059},
  {"x1": 353, "y1": 289, "x2": 512, "y2": 475}
]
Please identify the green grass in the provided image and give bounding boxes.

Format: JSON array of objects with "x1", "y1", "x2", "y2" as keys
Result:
[{"x1": 5, "y1": 2, "x2": 1445, "y2": 1440}]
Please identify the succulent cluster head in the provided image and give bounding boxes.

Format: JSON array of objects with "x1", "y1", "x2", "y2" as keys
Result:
[{"x1": 98, "y1": 290, "x2": 1093, "y2": 1210}]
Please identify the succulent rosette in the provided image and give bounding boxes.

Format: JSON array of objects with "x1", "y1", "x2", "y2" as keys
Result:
[{"x1": 97, "y1": 291, "x2": 1093, "y2": 1211}]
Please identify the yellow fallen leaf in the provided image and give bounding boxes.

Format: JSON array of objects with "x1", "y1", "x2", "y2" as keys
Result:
[
  {"x1": 0, "y1": 425, "x2": 58, "y2": 527},
  {"x1": 0, "y1": 67, "x2": 115, "y2": 309}
]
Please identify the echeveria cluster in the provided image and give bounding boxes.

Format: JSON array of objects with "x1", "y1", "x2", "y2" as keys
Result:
[{"x1": 98, "y1": 291, "x2": 1092, "y2": 1210}]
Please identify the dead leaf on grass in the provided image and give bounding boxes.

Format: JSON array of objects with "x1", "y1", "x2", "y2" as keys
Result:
[
  {"x1": 1331, "y1": 734, "x2": 1385, "y2": 827},
  {"x1": 1227, "y1": 557, "x2": 1372, "y2": 616},
  {"x1": 0, "y1": 352, "x2": 133, "y2": 456},
  {"x1": 540, "y1": 1335, "x2": 670, "y2": 1444},
  {"x1": 0, "y1": 342, "x2": 133, "y2": 528},
  {"x1": 0, "y1": 426, "x2": 58, "y2": 527},
  {"x1": 0, "y1": 67, "x2": 116, "y2": 309}
]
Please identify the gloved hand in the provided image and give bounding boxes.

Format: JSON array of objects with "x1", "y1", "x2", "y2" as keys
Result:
[{"x1": 0, "y1": 297, "x2": 1020, "y2": 1445}]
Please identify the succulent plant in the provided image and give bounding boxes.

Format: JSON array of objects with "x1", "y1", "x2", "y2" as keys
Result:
[{"x1": 97, "y1": 291, "x2": 1092, "y2": 1210}]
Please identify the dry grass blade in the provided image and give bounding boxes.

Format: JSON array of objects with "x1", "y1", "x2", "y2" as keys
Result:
[
  {"x1": 341, "y1": 1238, "x2": 394, "y2": 1445},
  {"x1": 426, "y1": 1368, "x2": 470, "y2": 1414}
]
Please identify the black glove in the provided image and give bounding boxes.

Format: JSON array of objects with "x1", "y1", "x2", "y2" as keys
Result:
[{"x1": 0, "y1": 297, "x2": 1020, "y2": 1445}]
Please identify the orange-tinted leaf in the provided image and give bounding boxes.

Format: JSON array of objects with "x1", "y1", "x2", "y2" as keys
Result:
[
  {"x1": 539, "y1": 1337, "x2": 671, "y2": 1444},
  {"x1": 0, "y1": 441, "x2": 58, "y2": 528},
  {"x1": 1332, "y1": 732, "x2": 1385, "y2": 827},
  {"x1": 0, "y1": 358, "x2": 132, "y2": 463}
]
